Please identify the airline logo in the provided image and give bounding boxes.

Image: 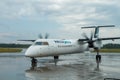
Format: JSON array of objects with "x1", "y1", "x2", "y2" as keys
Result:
[{"x1": 54, "y1": 40, "x2": 71, "y2": 44}]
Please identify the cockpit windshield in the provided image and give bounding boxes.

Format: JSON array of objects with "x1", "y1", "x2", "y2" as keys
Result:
[{"x1": 34, "y1": 42, "x2": 49, "y2": 46}]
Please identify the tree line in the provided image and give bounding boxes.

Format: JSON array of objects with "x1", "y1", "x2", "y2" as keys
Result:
[
  {"x1": 0, "y1": 43, "x2": 31, "y2": 48},
  {"x1": 102, "y1": 43, "x2": 120, "y2": 49},
  {"x1": 0, "y1": 43, "x2": 120, "y2": 49}
]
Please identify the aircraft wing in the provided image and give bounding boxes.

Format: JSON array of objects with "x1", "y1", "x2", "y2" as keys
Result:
[
  {"x1": 78, "y1": 39, "x2": 89, "y2": 41},
  {"x1": 78, "y1": 37, "x2": 120, "y2": 41},
  {"x1": 17, "y1": 40, "x2": 35, "y2": 42},
  {"x1": 98, "y1": 37, "x2": 120, "y2": 41}
]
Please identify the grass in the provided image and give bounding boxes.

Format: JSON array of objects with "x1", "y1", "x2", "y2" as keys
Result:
[
  {"x1": 0, "y1": 48, "x2": 22, "y2": 53},
  {"x1": 98, "y1": 49, "x2": 120, "y2": 53},
  {"x1": 0, "y1": 48, "x2": 120, "y2": 53}
]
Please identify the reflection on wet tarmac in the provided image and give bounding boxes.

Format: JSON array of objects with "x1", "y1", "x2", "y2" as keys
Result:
[
  {"x1": 25, "y1": 60, "x2": 104, "y2": 80},
  {"x1": 26, "y1": 65, "x2": 80, "y2": 80},
  {"x1": 26, "y1": 66, "x2": 102, "y2": 80},
  {"x1": 0, "y1": 52, "x2": 120, "y2": 80},
  {"x1": 94, "y1": 62, "x2": 100, "y2": 71}
]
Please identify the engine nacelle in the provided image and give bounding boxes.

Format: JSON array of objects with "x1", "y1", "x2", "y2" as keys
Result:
[
  {"x1": 93, "y1": 40, "x2": 102, "y2": 49},
  {"x1": 89, "y1": 48, "x2": 94, "y2": 52}
]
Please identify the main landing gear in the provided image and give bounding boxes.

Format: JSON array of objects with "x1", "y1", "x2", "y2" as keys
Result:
[
  {"x1": 30, "y1": 56, "x2": 59, "y2": 69},
  {"x1": 94, "y1": 48, "x2": 101, "y2": 71},
  {"x1": 95, "y1": 48, "x2": 101, "y2": 63},
  {"x1": 31, "y1": 57, "x2": 37, "y2": 69}
]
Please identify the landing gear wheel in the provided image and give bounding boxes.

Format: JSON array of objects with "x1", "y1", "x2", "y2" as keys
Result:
[
  {"x1": 31, "y1": 58, "x2": 37, "y2": 69},
  {"x1": 94, "y1": 47, "x2": 101, "y2": 63},
  {"x1": 96, "y1": 55, "x2": 101, "y2": 63},
  {"x1": 54, "y1": 56, "x2": 59, "y2": 66}
]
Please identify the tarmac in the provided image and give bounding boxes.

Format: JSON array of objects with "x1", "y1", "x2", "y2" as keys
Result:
[{"x1": 0, "y1": 52, "x2": 120, "y2": 80}]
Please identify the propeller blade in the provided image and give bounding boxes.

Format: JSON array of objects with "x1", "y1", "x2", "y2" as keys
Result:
[
  {"x1": 82, "y1": 33, "x2": 89, "y2": 40},
  {"x1": 45, "y1": 33, "x2": 49, "y2": 39},
  {"x1": 90, "y1": 31, "x2": 94, "y2": 40},
  {"x1": 38, "y1": 34, "x2": 43, "y2": 39}
]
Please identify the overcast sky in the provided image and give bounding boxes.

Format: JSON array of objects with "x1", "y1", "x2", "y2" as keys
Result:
[{"x1": 0, "y1": 0, "x2": 120, "y2": 43}]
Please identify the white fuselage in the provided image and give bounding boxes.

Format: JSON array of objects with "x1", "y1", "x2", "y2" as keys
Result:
[{"x1": 25, "y1": 39, "x2": 88, "y2": 57}]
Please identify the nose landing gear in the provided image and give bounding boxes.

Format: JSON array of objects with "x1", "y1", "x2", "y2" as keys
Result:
[
  {"x1": 31, "y1": 57, "x2": 37, "y2": 69},
  {"x1": 54, "y1": 56, "x2": 59, "y2": 66}
]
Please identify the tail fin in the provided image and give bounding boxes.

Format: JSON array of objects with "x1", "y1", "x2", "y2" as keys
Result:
[
  {"x1": 81, "y1": 25, "x2": 115, "y2": 38},
  {"x1": 94, "y1": 27, "x2": 99, "y2": 38}
]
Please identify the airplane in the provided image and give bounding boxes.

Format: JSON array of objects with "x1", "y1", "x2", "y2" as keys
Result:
[{"x1": 19, "y1": 25, "x2": 120, "y2": 68}]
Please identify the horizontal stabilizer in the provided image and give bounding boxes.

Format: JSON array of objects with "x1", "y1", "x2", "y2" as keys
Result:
[{"x1": 81, "y1": 25, "x2": 115, "y2": 29}]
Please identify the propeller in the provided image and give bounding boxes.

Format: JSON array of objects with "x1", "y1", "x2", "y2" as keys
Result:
[
  {"x1": 38, "y1": 33, "x2": 49, "y2": 39},
  {"x1": 82, "y1": 31, "x2": 98, "y2": 48},
  {"x1": 82, "y1": 31, "x2": 102, "y2": 62}
]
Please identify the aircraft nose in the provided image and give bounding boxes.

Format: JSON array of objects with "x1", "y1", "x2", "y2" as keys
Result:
[{"x1": 25, "y1": 46, "x2": 39, "y2": 57}]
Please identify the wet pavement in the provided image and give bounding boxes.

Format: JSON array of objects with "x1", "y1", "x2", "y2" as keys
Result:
[{"x1": 0, "y1": 52, "x2": 120, "y2": 80}]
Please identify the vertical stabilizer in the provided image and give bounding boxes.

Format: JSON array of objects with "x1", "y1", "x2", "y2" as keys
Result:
[{"x1": 94, "y1": 27, "x2": 99, "y2": 38}]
